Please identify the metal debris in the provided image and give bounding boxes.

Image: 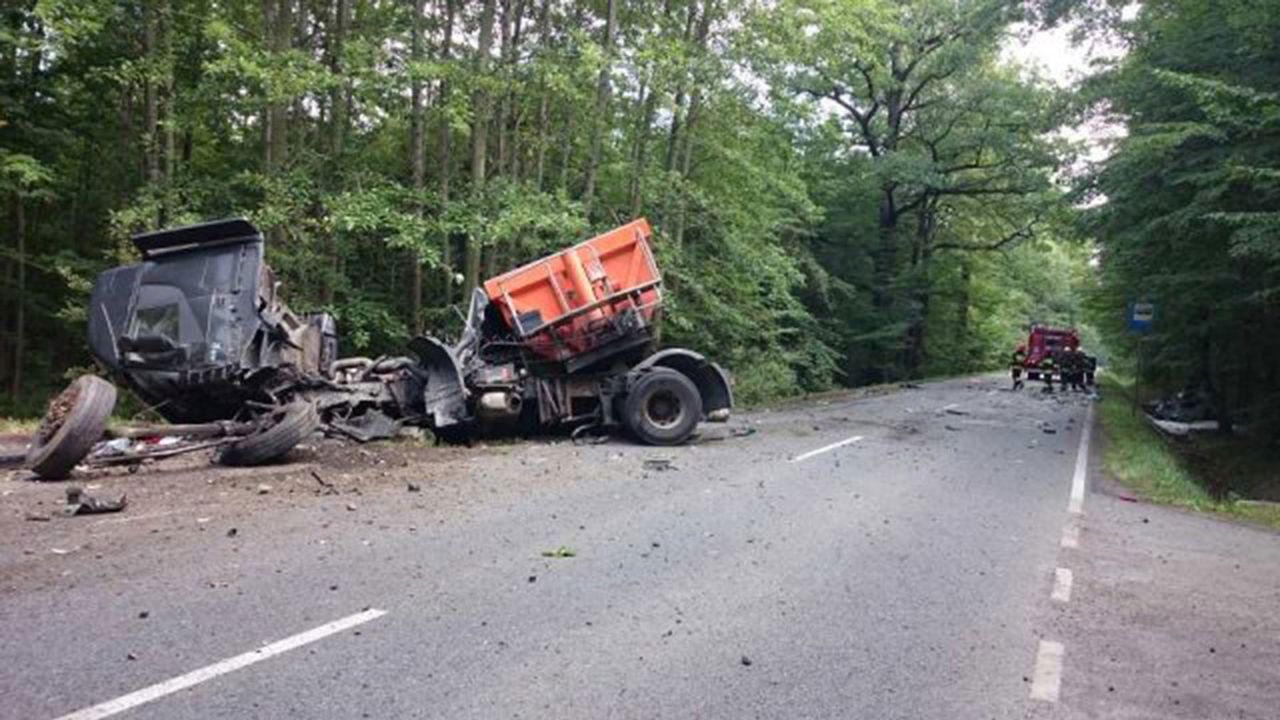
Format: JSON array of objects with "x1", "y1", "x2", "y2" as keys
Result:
[{"x1": 64, "y1": 486, "x2": 127, "y2": 516}]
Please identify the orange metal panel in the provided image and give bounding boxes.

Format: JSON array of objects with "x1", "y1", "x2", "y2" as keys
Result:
[{"x1": 482, "y1": 218, "x2": 660, "y2": 361}]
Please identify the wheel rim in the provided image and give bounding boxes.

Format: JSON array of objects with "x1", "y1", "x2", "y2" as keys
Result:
[{"x1": 644, "y1": 389, "x2": 684, "y2": 430}]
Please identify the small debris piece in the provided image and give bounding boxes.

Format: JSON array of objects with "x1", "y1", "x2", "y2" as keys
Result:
[
  {"x1": 256, "y1": 483, "x2": 272, "y2": 495},
  {"x1": 64, "y1": 486, "x2": 127, "y2": 516},
  {"x1": 226, "y1": 527, "x2": 238, "y2": 538},
  {"x1": 944, "y1": 407, "x2": 970, "y2": 416},
  {"x1": 126, "y1": 652, "x2": 138, "y2": 661},
  {"x1": 50, "y1": 547, "x2": 71, "y2": 555},
  {"x1": 944, "y1": 425, "x2": 962, "y2": 432},
  {"x1": 527, "y1": 575, "x2": 537, "y2": 583},
  {"x1": 310, "y1": 470, "x2": 339, "y2": 496},
  {"x1": 406, "y1": 481, "x2": 421, "y2": 493},
  {"x1": 642, "y1": 459, "x2": 675, "y2": 472},
  {"x1": 541, "y1": 546, "x2": 577, "y2": 558},
  {"x1": 1042, "y1": 427, "x2": 1058, "y2": 435},
  {"x1": 24, "y1": 512, "x2": 51, "y2": 522},
  {"x1": 345, "y1": 502, "x2": 358, "y2": 512},
  {"x1": 740, "y1": 655, "x2": 753, "y2": 667},
  {"x1": 1117, "y1": 494, "x2": 1139, "y2": 503},
  {"x1": 138, "y1": 611, "x2": 149, "y2": 619}
]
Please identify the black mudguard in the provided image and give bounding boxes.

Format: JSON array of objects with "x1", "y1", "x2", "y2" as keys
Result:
[
  {"x1": 408, "y1": 336, "x2": 471, "y2": 429},
  {"x1": 633, "y1": 348, "x2": 733, "y2": 421}
]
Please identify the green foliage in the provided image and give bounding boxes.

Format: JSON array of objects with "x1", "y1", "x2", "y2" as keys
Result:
[
  {"x1": 0, "y1": 0, "x2": 1095, "y2": 416},
  {"x1": 1081, "y1": 0, "x2": 1280, "y2": 440}
]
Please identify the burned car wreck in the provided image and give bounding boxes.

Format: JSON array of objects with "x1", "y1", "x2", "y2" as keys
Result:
[{"x1": 26, "y1": 217, "x2": 732, "y2": 479}]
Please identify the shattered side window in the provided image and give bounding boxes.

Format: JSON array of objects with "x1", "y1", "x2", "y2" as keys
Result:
[
  {"x1": 133, "y1": 303, "x2": 181, "y2": 343},
  {"x1": 131, "y1": 284, "x2": 200, "y2": 346}
]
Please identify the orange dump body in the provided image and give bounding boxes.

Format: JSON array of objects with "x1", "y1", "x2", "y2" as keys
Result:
[{"x1": 483, "y1": 218, "x2": 662, "y2": 363}]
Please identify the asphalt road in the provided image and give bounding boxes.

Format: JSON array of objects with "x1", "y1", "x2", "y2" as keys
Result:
[{"x1": 2, "y1": 375, "x2": 1276, "y2": 719}]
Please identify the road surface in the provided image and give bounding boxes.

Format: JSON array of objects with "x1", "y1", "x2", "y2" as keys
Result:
[{"x1": 2, "y1": 375, "x2": 1277, "y2": 719}]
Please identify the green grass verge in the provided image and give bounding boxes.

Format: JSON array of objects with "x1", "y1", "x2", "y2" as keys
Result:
[
  {"x1": 1098, "y1": 374, "x2": 1280, "y2": 530},
  {"x1": 0, "y1": 417, "x2": 40, "y2": 435}
]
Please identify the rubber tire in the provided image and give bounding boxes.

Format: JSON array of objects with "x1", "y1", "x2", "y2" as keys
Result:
[
  {"x1": 623, "y1": 368, "x2": 702, "y2": 446},
  {"x1": 27, "y1": 375, "x2": 118, "y2": 480},
  {"x1": 217, "y1": 401, "x2": 319, "y2": 466}
]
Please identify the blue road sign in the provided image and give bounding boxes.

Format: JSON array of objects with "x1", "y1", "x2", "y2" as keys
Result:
[{"x1": 1128, "y1": 301, "x2": 1155, "y2": 334}]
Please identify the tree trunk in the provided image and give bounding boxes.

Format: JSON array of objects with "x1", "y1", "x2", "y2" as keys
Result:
[
  {"x1": 144, "y1": 1, "x2": 161, "y2": 193},
  {"x1": 670, "y1": 1, "x2": 711, "y2": 246},
  {"x1": 263, "y1": 0, "x2": 291, "y2": 175},
  {"x1": 10, "y1": 193, "x2": 24, "y2": 402},
  {"x1": 580, "y1": 0, "x2": 617, "y2": 219},
  {"x1": 409, "y1": 0, "x2": 427, "y2": 333},
  {"x1": 322, "y1": 0, "x2": 350, "y2": 306},
  {"x1": 466, "y1": 0, "x2": 498, "y2": 298},
  {"x1": 531, "y1": 0, "x2": 553, "y2": 191},
  {"x1": 437, "y1": 0, "x2": 456, "y2": 305}
]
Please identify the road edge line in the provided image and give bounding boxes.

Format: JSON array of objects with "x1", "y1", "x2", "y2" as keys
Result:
[{"x1": 1068, "y1": 405, "x2": 1094, "y2": 515}]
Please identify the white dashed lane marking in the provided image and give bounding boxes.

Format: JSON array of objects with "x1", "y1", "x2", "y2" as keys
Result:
[
  {"x1": 53, "y1": 608, "x2": 388, "y2": 720},
  {"x1": 1030, "y1": 640, "x2": 1065, "y2": 702},
  {"x1": 790, "y1": 435, "x2": 863, "y2": 463},
  {"x1": 1051, "y1": 568, "x2": 1074, "y2": 603},
  {"x1": 1061, "y1": 517, "x2": 1080, "y2": 549}
]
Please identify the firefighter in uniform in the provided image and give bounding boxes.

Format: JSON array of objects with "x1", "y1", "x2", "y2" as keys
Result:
[
  {"x1": 1041, "y1": 353, "x2": 1057, "y2": 393},
  {"x1": 1063, "y1": 349, "x2": 1082, "y2": 391},
  {"x1": 1011, "y1": 347, "x2": 1026, "y2": 390}
]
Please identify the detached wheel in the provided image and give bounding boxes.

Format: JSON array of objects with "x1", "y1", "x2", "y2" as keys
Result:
[
  {"x1": 217, "y1": 401, "x2": 319, "y2": 466},
  {"x1": 27, "y1": 375, "x2": 118, "y2": 480},
  {"x1": 623, "y1": 368, "x2": 702, "y2": 446}
]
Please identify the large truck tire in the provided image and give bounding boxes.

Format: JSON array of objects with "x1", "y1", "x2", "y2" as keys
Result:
[
  {"x1": 217, "y1": 401, "x2": 318, "y2": 466},
  {"x1": 28, "y1": 375, "x2": 118, "y2": 480},
  {"x1": 623, "y1": 368, "x2": 703, "y2": 446}
]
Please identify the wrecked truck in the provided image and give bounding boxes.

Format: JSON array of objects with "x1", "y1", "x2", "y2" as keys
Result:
[{"x1": 26, "y1": 217, "x2": 732, "y2": 479}]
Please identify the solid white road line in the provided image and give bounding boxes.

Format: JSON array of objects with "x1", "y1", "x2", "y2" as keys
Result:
[
  {"x1": 1068, "y1": 406, "x2": 1094, "y2": 515},
  {"x1": 1051, "y1": 568, "x2": 1074, "y2": 603},
  {"x1": 1030, "y1": 640, "x2": 1065, "y2": 702},
  {"x1": 1060, "y1": 517, "x2": 1080, "y2": 549},
  {"x1": 790, "y1": 435, "x2": 863, "y2": 463},
  {"x1": 53, "y1": 608, "x2": 387, "y2": 720}
]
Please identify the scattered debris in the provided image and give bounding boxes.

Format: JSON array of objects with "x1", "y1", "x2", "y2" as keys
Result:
[
  {"x1": 541, "y1": 546, "x2": 577, "y2": 558},
  {"x1": 740, "y1": 655, "x2": 753, "y2": 666},
  {"x1": 226, "y1": 527, "x2": 238, "y2": 537},
  {"x1": 1042, "y1": 426, "x2": 1058, "y2": 435},
  {"x1": 345, "y1": 502, "x2": 358, "y2": 512},
  {"x1": 944, "y1": 407, "x2": 970, "y2": 416},
  {"x1": 256, "y1": 483, "x2": 272, "y2": 495},
  {"x1": 311, "y1": 470, "x2": 339, "y2": 496},
  {"x1": 1117, "y1": 494, "x2": 1139, "y2": 503},
  {"x1": 138, "y1": 611, "x2": 149, "y2": 619},
  {"x1": 64, "y1": 486, "x2": 127, "y2": 516},
  {"x1": 24, "y1": 512, "x2": 51, "y2": 522},
  {"x1": 944, "y1": 424, "x2": 962, "y2": 432},
  {"x1": 642, "y1": 458, "x2": 676, "y2": 472},
  {"x1": 406, "y1": 481, "x2": 422, "y2": 492}
]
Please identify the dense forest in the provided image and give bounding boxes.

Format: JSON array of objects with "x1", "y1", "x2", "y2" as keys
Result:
[
  {"x1": 0, "y1": 0, "x2": 1273, "y2": 442},
  {"x1": 1067, "y1": 0, "x2": 1280, "y2": 440}
]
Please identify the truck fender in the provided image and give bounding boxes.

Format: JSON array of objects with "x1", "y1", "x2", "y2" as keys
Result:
[
  {"x1": 408, "y1": 336, "x2": 471, "y2": 428},
  {"x1": 632, "y1": 348, "x2": 733, "y2": 421}
]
